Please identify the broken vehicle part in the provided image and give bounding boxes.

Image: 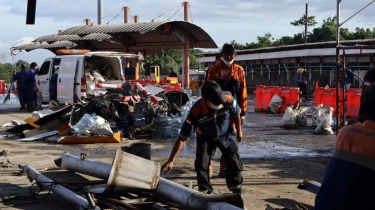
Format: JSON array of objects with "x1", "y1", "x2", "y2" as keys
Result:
[
  {"x1": 24, "y1": 165, "x2": 100, "y2": 210},
  {"x1": 54, "y1": 151, "x2": 244, "y2": 209},
  {"x1": 57, "y1": 150, "x2": 160, "y2": 192}
]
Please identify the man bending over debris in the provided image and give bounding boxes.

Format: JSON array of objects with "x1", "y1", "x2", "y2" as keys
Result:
[
  {"x1": 315, "y1": 82, "x2": 375, "y2": 209},
  {"x1": 161, "y1": 80, "x2": 244, "y2": 195}
]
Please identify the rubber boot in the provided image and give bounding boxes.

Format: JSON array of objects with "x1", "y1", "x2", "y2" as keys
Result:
[
  {"x1": 218, "y1": 156, "x2": 226, "y2": 178},
  {"x1": 19, "y1": 99, "x2": 26, "y2": 110},
  {"x1": 26, "y1": 101, "x2": 34, "y2": 112}
]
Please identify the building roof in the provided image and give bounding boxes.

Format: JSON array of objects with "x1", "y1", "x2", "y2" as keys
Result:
[
  {"x1": 199, "y1": 39, "x2": 375, "y2": 57},
  {"x1": 13, "y1": 20, "x2": 217, "y2": 54}
]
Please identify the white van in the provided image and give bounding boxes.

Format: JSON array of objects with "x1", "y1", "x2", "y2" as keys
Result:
[{"x1": 35, "y1": 51, "x2": 138, "y2": 104}]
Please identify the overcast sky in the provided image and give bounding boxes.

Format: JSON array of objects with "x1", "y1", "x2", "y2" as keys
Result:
[{"x1": 0, "y1": 0, "x2": 374, "y2": 66}]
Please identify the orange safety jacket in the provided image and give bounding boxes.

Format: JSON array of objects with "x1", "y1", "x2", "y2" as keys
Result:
[
  {"x1": 207, "y1": 63, "x2": 247, "y2": 116},
  {"x1": 315, "y1": 120, "x2": 375, "y2": 209}
]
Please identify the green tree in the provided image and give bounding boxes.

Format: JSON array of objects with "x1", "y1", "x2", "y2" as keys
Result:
[
  {"x1": 16, "y1": 60, "x2": 29, "y2": 68},
  {"x1": 230, "y1": 40, "x2": 245, "y2": 50},
  {"x1": 309, "y1": 16, "x2": 337, "y2": 42},
  {"x1": 290, "y1": 15, "x2": 318, "y2": 41},
  {"x1": 256, "y1": 33, "x2": 274, "y2": 48},
  {"x1": 273, "y1": 36, "x2": 295, "y2": 46},
  {"x1": 0, "y1": 63, "x2": 13, "y2": 82},
  {"x1": 150, "y1": 49, "x2": 205, "y2": 75}
]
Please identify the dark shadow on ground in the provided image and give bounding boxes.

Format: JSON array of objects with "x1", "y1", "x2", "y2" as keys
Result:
[{"x1": 265, "y1": 198, "x2": 314, "y2": 210}]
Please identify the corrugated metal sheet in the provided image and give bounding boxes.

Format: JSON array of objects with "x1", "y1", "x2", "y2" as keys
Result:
[
  {"x1": 15, "y1": 41, "x2": 77, "y2": 51},
  {"x1": 80, "y1": 33, "x2": 113, "y2": 41},
  {"x1": 33, "y1": 35, "x2": 81, "y2": 43},
  {"x1": 20, "y1": 20, "x2": 217, "y2": 54},
  {"x1": 59, "y1": 21, "x2": 168, "y2": 35}
]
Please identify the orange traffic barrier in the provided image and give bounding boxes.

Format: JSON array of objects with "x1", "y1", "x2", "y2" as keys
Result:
[
  {"x1": 346, "y1": 89, "x2": 361, "y2": 118},
  {"x1": 163, "y1": 83, "x2": 182, "y2": 92},
  {"x1": 0, "y1": 80, "x2": 7, "y2": 94},
  {"x1": 56, "y1": 49, "x2": 91, "y2": 54},
  {"x1": 278, "y1": 87, "x2": 301, "y2": 113},
  {"x1": 253, "y1": 85, "x2": 280, "y2": 112},
  {"x1": 166, "y1": 77, "x2": 179, "y2": 84},
  {"x1": 313, "y1": 87, "x2": 344, "y2": 116}
]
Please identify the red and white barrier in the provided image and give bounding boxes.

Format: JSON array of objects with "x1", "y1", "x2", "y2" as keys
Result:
[
  {"x1": 135, "y1": 82, "x2": 159, "y2": 104},
  {"x1": 96, "y1": 83, "x2": 122, "y2": 89}
]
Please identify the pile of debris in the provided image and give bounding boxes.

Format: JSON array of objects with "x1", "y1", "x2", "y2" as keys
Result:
[
  {"x1": 7, "y1": 150, "x2": 244, "y2": 210},
  {"x1": 2, "y1": 81, "x2": 196, "y2": 143},
  {"x1": 280, "y1": 104, "x2": 334, "y2": 135}
]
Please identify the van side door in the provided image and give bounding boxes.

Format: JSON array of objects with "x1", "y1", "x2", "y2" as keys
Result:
[
  {"x1": 57, "y1": 59, "x2": 78, "y2": 104},
  {"x1": 35, "y1": 59, "x2": 52, "y2": 103}
]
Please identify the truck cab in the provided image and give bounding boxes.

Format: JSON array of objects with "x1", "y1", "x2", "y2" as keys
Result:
[{"x1": 35, "y1": 51, "x2": 138, "y2": 104}]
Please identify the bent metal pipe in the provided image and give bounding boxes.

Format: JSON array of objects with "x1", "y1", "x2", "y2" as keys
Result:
[{"x1": 55, "y1": 152, "x2": 244, "y2": 209}]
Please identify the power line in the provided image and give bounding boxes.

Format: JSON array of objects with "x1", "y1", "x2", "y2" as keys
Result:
[
  {"x1": 91, "y1": 8, "x2": 123, "y2": 25},
  {"x1": 167, "y1": 4, "x2": 184, "y2": 21},
  {"x1": 151, "y1": 3, "x2": 183, "y2": 22},
  {"x1": 102, "y1": 8, "x2": 123, "y2": 20},
  {"x1": 189, "y1": 4, "x2": 193, "y2": 23},
  {"x1": 106, "y1": 10, "x2": 123, "y2": 24}
]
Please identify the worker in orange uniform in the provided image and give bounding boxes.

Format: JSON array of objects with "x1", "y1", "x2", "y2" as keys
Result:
[
  {"x1": 206, "y1": 43, "x2": 247, "y2": 177},
  {"x1": 315, "y1": 82, "x2": 375, "y2": 209}
]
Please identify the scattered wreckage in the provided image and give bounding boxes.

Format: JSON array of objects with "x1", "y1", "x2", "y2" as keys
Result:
[
  {"x1": 2, "y1": 80, "x2": 194, "y2": 143},
  {"x1": 16, "y1": 150, "x2": 244, "y2": 210}
]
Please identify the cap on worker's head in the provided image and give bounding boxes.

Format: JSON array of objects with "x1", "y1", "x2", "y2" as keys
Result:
[
  {"x1": 221, "y1": 43, "x2": 235, "y2": 54},
  {"x1": 201, "y1": 80, "x2": 227, "y2": 106},
  {"x1": 358, "y1": 82, "x2": 375, "y2": 121},
  {"x1": 30, "y1": 62, "x2": 38, "y2": 68},
  {"x1": 20, "y1": 63, "x2": 26, "y2": 68}
]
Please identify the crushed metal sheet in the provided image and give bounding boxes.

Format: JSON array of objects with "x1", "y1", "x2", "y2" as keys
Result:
[
  {"x1": 18, "y1": 130, "x2": 59, "y2": 142},
  {"x1": 23, "y1": 119, "x2": 62, "y2": 138},
  {"x1": 143, "y1": 85, "x2": 165, "y2": 96}
]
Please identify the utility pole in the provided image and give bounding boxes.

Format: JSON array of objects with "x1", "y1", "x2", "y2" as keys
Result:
[
  {"x1": 182, "y1": 1, "x2": 190, "y2": 89},
  {"x1": 97, "y1": 0, "x2": 103, "y2": 25},
  {"x1": 3, "y1": 41, "x2": 21, "y2": 84},
  {"x1": 305, "y1": 3, "x2": 308, "y2": 43},
  {"x1": 334, "y1": 0, "x2": 375, "y2": 134}
]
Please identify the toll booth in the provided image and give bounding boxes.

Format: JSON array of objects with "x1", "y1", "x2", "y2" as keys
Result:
[{"x1": 147, "y1": 66, "x2": 160, "y2": 83}]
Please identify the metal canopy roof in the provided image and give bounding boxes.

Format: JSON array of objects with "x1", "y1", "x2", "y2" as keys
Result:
[
  {"x1": 14, "y1": 20, "x2": 217, "y2": 54},
  {"x1": 15, "y1": 41, "x2": 77, "y2": 51}
]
